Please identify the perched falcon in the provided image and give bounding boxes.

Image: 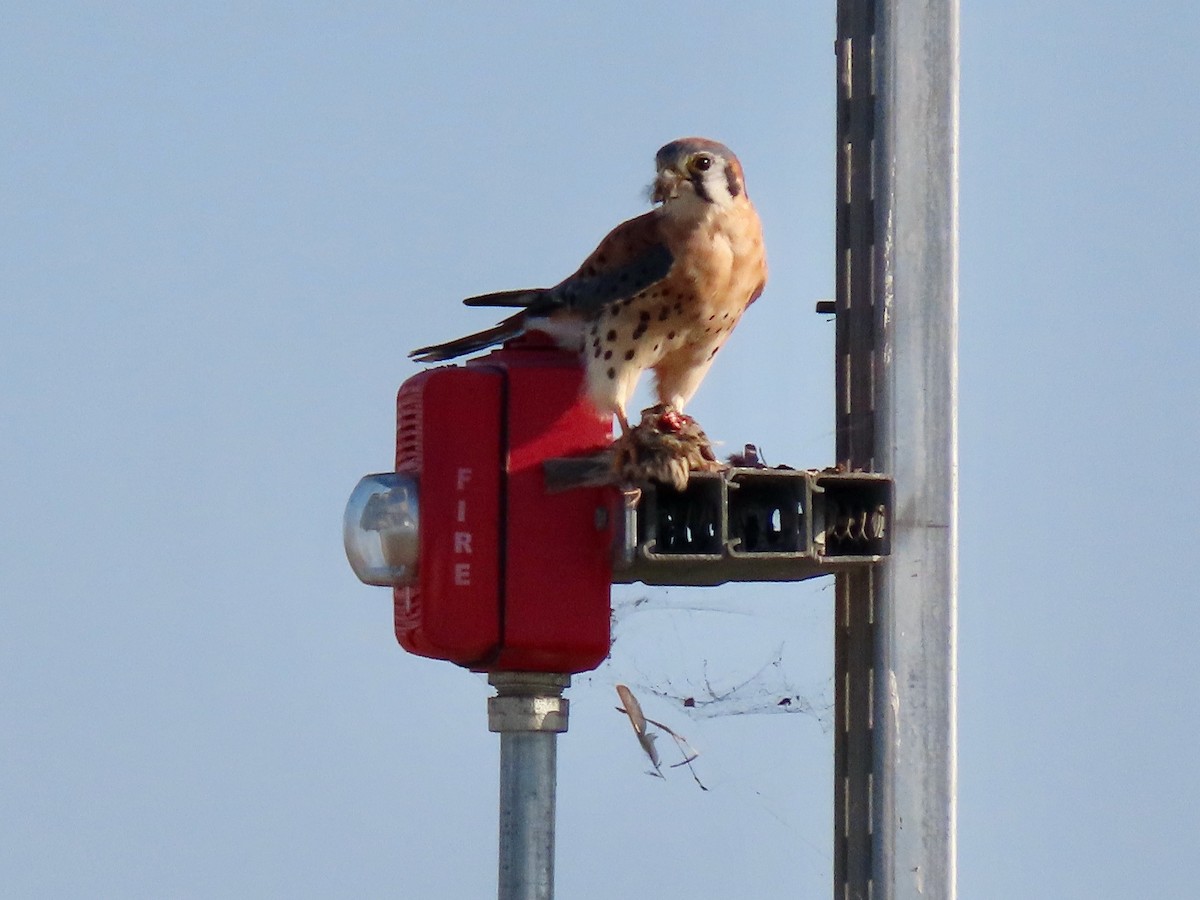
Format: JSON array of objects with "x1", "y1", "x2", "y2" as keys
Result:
[{"x1": 411, "y1": 137, "x2": 767, "y2": 433}]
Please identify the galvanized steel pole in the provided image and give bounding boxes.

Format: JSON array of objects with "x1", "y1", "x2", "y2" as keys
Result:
[
  {"x1": 834, "y1": 0, "x2": 958, "y2": 898},
  {"x1": 489, "y1": 672, "x2": 570, "y2": 900},
  {"x1": 873, "y1": 0, "x2": 959, "y2": 896}
]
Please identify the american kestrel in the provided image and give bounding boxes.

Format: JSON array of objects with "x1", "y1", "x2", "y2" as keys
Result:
[{"x1": 411, "y1": 137, "x2": 767, "y2": 434}]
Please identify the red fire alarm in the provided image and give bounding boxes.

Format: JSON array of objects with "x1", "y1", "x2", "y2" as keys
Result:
[{"x1": 345, "y1": 338, "x2": 618, "y2": 674}]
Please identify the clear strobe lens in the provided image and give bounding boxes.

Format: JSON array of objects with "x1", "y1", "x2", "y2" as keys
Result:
[{"x1": 343, "y1": 473, "x2": 419, "y2": 586}]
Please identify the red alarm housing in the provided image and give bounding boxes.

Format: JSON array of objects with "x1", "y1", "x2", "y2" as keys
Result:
[{"x1": 393, "y1": 338, "x2": 617, "y2": 674}]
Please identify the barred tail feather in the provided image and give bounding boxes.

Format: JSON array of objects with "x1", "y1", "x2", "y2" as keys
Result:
[{"x1": 409, "y1": 312, "x2": 526, "y2": 363}]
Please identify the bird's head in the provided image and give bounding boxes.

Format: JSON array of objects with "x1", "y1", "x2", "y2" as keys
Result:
[{"x1": 651, "y1": 137, "x2": 747, "y2": 212}]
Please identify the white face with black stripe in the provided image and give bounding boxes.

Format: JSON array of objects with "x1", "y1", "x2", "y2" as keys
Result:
[{"x1": 652, "y1": 138, "x2": 745, "y2": 212}]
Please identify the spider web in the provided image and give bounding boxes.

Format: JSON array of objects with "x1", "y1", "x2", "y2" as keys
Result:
[{"x1": 593, "y1": 584, "x2": 833, "y2": 731}]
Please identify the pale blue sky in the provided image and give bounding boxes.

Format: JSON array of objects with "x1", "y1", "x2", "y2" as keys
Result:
[{"x1": 3, "y1": 3, "x2": 1197, "y2": 898}]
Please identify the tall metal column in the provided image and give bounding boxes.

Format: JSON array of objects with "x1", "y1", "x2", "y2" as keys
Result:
[
  {"x1": 489, "y1": 672, "x2": 570, "y2": 900},
  {"x1": 832, "y1": 4, "x2": 879, "y2": 898},
  {"x1": 833, "y1": 1, "x2": 958, "y2": 898}
]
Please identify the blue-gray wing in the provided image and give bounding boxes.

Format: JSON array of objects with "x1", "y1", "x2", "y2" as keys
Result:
[
  {"x1": 463, "y1": 212, "x2": 674, "y2": 317},
  {"x1": 538, "y1": 242, "x2": 673, "y2": 315}
]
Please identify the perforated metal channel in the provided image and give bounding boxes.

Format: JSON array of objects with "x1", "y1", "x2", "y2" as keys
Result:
[{"x1": 834, "y1": 1, "x2": 879, "y2": 896}]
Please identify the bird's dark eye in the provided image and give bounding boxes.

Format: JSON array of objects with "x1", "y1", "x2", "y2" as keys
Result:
[{"x1": 688, "y1": 154, "x2": 714, "y2": 174}]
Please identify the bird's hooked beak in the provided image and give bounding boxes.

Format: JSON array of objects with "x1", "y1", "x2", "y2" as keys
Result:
[{"x1": 652, "y1": 167, "x2": 684, "y2": 204}]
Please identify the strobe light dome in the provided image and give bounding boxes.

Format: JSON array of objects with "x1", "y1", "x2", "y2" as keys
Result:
[{"x1": 343, "y1": 472, "x2": 419, "y2": 586}]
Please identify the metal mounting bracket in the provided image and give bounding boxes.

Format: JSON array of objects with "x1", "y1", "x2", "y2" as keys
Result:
[{"x1": 613, "y1": 468, "x2": 892, "y2": 586}]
